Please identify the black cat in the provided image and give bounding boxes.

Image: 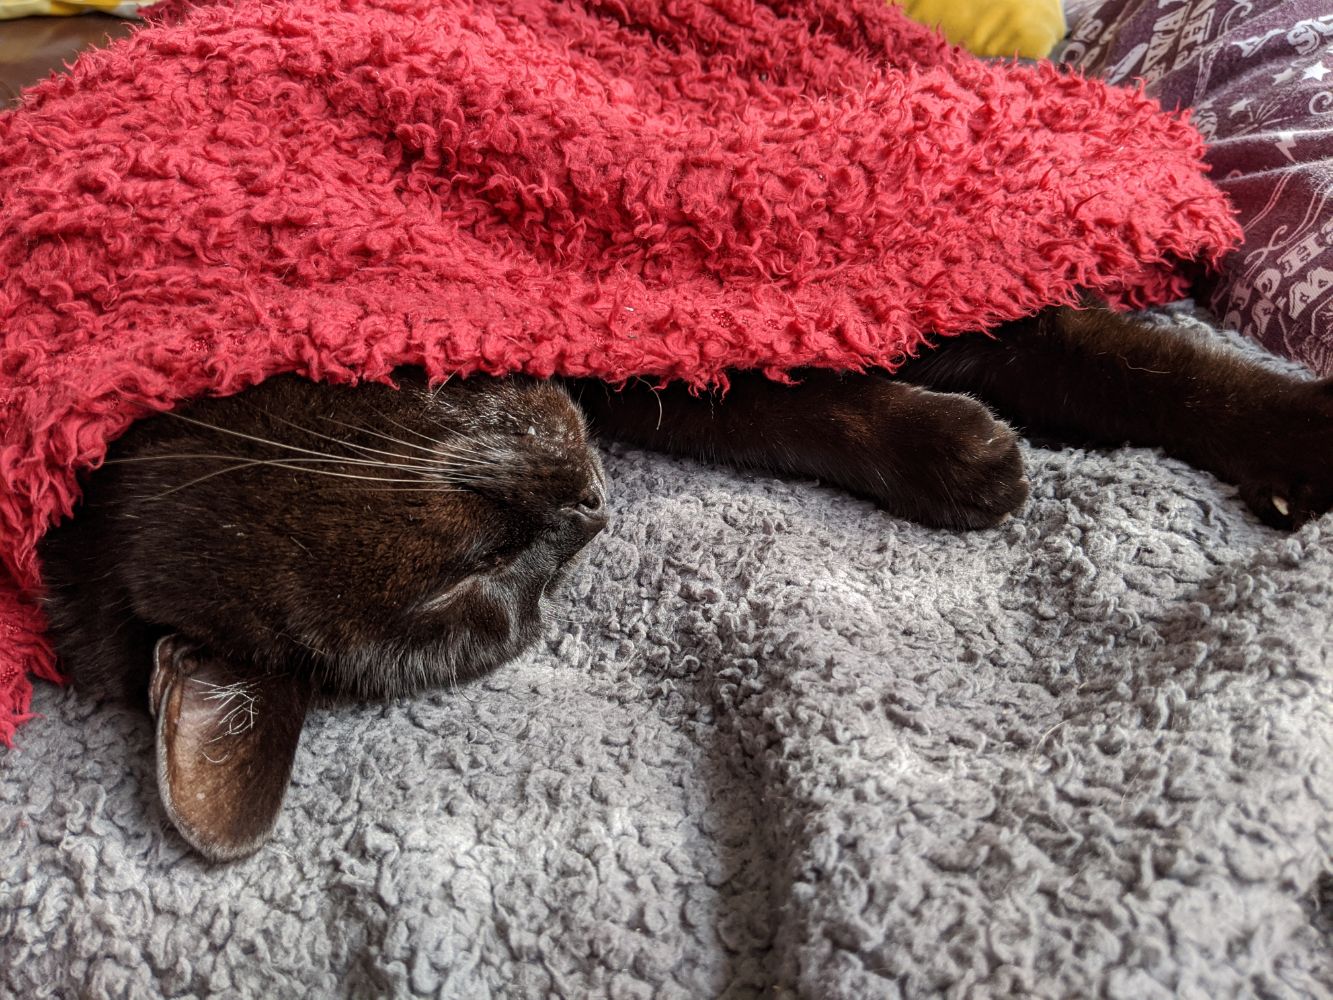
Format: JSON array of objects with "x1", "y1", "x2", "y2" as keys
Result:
[{"x1": 38, "y1": 302, "x2": 1333, "y2": 859}]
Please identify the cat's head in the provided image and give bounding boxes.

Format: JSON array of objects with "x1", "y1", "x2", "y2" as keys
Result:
[{"x1": 39, "y1": 371, "x2": 606, "y2": 860}]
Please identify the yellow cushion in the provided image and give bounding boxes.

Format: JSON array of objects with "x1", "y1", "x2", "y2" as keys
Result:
[
  {"x1": 0, "y1": 0, "x2": 148, "y2": 18},
  {"x1": 893, "y1": 0, "x2": 1066, "y2": 60}
]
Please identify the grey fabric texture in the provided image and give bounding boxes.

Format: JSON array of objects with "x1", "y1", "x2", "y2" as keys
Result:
[{"x1": 2, "y1": 307, "x2": 1331, "y2": 999}]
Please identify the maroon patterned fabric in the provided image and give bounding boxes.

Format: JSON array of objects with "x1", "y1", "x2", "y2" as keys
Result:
[{"x1": 1059, "y1": 1, "x2": 1333, "y2": 374}]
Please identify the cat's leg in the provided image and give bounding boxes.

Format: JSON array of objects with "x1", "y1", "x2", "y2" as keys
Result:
[
  {"x1": 567, "y1": 373, "x2": 1029, "y2": 529},
  {"x1": 895, "y1": 305, "x2": 1333, "y2": 528}
]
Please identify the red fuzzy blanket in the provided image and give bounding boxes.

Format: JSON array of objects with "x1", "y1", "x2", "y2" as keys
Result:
[{"x1": 0, "y1": 0, "x2": 1239, "y2": 743}]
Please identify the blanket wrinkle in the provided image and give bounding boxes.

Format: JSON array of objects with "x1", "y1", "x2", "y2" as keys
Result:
[{"x1": 0, "y1": 0, "x2": 1241, "y2": 742}]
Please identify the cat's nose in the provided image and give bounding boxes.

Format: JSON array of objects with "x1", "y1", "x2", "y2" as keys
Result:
[{"x1": 564, "y1": 484, "x2": 607, "y2": 541}]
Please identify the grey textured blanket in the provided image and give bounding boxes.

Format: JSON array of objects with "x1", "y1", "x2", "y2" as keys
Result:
[{"x1": 2, "y1": 310, "x2": 1331, "y2": 999}]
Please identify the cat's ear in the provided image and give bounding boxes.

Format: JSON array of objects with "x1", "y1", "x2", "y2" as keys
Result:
[{"x1": 150, "y1": 635, "x2": 313, "y2": 862}]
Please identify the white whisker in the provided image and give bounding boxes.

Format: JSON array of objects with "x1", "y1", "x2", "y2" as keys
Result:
[
  {"x1": 109, "y1": 452, "x2": 447, "y2": 478},
  {"x1": 319, "y1": 415, "x2": 496, "y2": 469},
  {"x1": 165, "y1": 411, "x2": 391, "y2": 465},
  {"x1": 254, "y1": 406, "x2": 462, "y2": 473},
  {"x1": 139, "y1": 458, "x2": 462, "y2": 499}
]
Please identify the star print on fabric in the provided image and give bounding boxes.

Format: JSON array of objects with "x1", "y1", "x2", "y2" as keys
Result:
[
  {"x1": 1228, "y1": 97, "x2": 1252, "y2": 114},
  {"x1": 1274, "y1": 131, "x2": 1298, "y2": 162},
  {"x1": 1272, "y1": 66, "x2": 1297, "y2": 84},
  {"x1": 1304, "y1": 62, "x2": 1329, "y2": 82}
]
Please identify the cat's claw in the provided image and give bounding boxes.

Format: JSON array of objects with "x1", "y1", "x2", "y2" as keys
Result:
[
  {"x1": 1234, "y1": 379, "x2": 1333, "y2": 530},
  {"x1": 1240, "y1": 480, "x2": 1327, "y2": 530}
]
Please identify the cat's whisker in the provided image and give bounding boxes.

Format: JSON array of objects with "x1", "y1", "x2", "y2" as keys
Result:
[
  {"x1": 321, "y1": 413, "x2": 504, "y2": 470},
  {"x1": 112, "y1": 454, "x2": 478, "y2": 490},
  {"x1": 109, "y1": 452, "x2": 267, "y2": 465},
  {"x1": 318, "y1": 415, "x2": 485, "y2": 462},
  {"x1": 543, "y1": 611, "x2": 590, "y2": 625},
  {"x1": 252, "y1": 406, "x2": 462, "y2": 473},
  {"x1": 140, "y1": 459, "x2": 274, "y2": 499},
  {"x1": 385, "y1": 397, "x2": 545, "y2": 463},
  {"x1": 138, "y1": 456, "x2": 463, "y2": 500},
  {"x1": 107, "y1": 452, "x2": 451, "y2": 479},
  {"x1": 423, "y1": 446, "x2": 500, "y2": 467},
  {"x1": 163, "y1": 411, "x2": 418, "y2": 468},
  {"x1": 253, "y1": 463, "x2": 457, "y2": 486},
  {"x1": 376, "y1": 405, "x2": 471, "y2": 449},
  {"x1": 160, "y1": 412, "x2": 485, "y2": 486},
  {"x1": 127, "y1": 404, "x2": 496, "y2": 486},
  {"x1": 351, "y1": 485, "x2": 475, "y2": 493}
]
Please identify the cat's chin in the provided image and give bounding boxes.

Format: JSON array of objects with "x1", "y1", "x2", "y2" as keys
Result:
[
  {"x1": 317, "y1": 581, "x2": 551, "y2": 702},
  {"x1": 317, "y1": 621, "x2": 546, "y2": 702}
]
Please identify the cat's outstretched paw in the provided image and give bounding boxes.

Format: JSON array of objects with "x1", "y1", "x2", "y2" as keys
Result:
[
  {"x1": 1236, "y1": 378, "x2": 1333, "y2": 530},
  {"x1": 854, "y1": 385, "x2": 1029, "y2": 530}
]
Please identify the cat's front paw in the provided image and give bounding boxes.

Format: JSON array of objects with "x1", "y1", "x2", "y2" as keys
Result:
[
  {"x1": 1236, "y1": 378, "x2": 1333, "y2": 529},
  {"x1": 858, "y1": 386, "x2": 1029, "y2": 530}
]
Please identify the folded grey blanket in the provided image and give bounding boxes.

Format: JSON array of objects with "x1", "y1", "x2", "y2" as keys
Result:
[{"x1": 2, "y1": 309, "x2": 1330, "y2": 999}]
